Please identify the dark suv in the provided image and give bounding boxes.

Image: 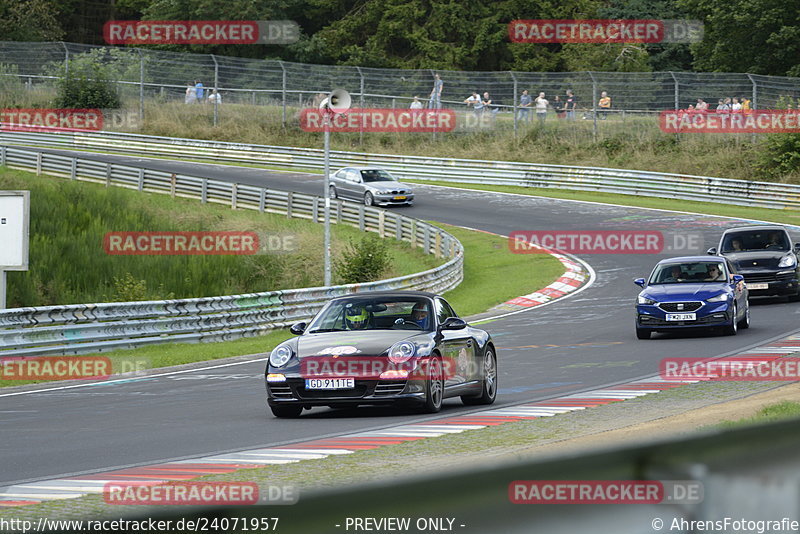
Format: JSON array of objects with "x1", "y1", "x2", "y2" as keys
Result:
[{"x1": 708, "y1": 225, "x2": 800, "y2": 299}]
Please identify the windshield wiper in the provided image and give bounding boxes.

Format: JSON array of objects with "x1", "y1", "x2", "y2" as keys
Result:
[{"x1": 307, "y1": 328, "x2": 346, "y2": 333}]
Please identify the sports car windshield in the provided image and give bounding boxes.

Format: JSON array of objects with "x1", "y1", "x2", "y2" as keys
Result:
[
  {"x1": 721, "y1": 230, "x2": 790, "y2": 252},
  {"x1": 649, "y1": 262, "x2": 726, "y2": 284},
  {"x1": 360, "y1": 169, "x2": 396, "y2": 183},
  {"x1": 307, "y1": 297, "x2": 434, "y2": 332}
]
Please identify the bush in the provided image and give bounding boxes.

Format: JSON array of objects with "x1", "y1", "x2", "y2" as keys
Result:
[
  {"x1": 755, "y1": 133, "x2": 800, "y2": 181},
  {"x1": 56, "y1": 62, "x2": 120, "y2": 109},
  {"x1": 336, "y1": 234, "x2": 391, "y2": 284}
]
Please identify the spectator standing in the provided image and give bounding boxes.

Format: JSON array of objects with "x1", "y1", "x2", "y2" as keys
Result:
[
  {"x1": 695, "y1": 98, "x2": 708, "y2": 112},
  {"x1": 208, "y1": 89, "x2": 221, "y2": 105},
  {"x1": 428, "y1": 73, "x2": 443, "y2": 109},
  {"x1": 553, "y1": 95, "x2": 564, "y2": 118},
  {"x1": 732, "y1": 97, "x2": 742, "y2": 112},
  {"x1": 565, "y1": 89, "x2": 578, "y2": 120},
  {"x1": 517, "y1": 89, "x2": 531, "y2": 122},
  {"x1": 598, "y1": 91, "x2": 611, "y2": 119},
  {"x1": 185, "y1": 83, "x2": 196, "y2": 104},
  {"x1": 742, "y1": 96, "x2": 752, "y2": 113},
  {"x1": 534, "y1": 92, "x2": 549, "y2": 124},
  {"x1": 194, "y1": 80, "x2": 205, "y2": 103},
  {"x1": 716, "y1": 99, "x2": 729, "y2": 112},
  {"x1": 410, "y1": 96, "x2": 423, "y2": 109}
]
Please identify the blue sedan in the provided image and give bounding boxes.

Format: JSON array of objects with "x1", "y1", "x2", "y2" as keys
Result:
[{"x1": 634, "y1": 256, "x2": 749, "y2": 339}]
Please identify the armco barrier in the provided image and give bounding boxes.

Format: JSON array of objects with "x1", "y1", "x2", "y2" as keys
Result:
[
  {"x1": 0, "y1": 146, "x2": 463, "y2": 357},
  {"x1": 2, "y1": 129, "x2": 799, "y2": 209}
]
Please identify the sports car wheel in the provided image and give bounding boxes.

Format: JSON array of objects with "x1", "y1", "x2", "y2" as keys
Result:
[
  {"x1": 329, "y1": 185, "x2": 337, "y2": 199},
  {"x1": 462, "y1": 347, "x2": 497, "y2": 405},
  {"x1": 270, "y1": 405, "x2": 303, "y2": 418},
  {"x1": 724, "y1": 302, "x2": 738, "y2": 336},
  {"x1": 738, "y1": 304, "x2": 750, "y2": 329},
  {"x1": 636, "y1": 327, "x2": 651, "y2": 340},
  {"x1": 364, "y1": 192, "x2": 374, "y2": 206},
  {"x1": 421, "y1": 356, "x2": 443, "y2": 413}
]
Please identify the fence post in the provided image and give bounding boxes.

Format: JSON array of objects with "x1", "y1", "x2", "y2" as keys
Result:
[
  {"x1": 70, "y1": 158, "x2": 77, "y2": 180},
  {"x1": 231, "y1": 183, "x2": 237, "y2": 209},
  {"x1": 312, "y1": 196, "x2": 319, "y2": 222},
  {"x1": 138, "y1": 168, "x2": 144, "y2": 191},
  {"x1": 356, "y1": 66, "x2": 365, "y2": 145},
  {"x1": 511, "y1": 72, "x2": 518, "y2": 139},
  {"x1": 106, "y1": 163, "x2": 112, "y2": 187},
  {"x1": 669, "y1": 72, "x2": 680, "y2": 142},
  {"x1": 287, "y1": 191, "x2": 293, "y2": 218},
  {"x1": 747, "y1": 73, "x2": 758, "y2": 143},
  {"x1": 201, "y1": 179, "x2": 208, "y2": 204},
  {"x1": 211, "y1": 55, "x2": 219, "y2": 127},
  {"x1": 62, "y1": 42, "x2": 69, "y2": 76},
  {"x1": 359, "y1": 206, "x2": 365, "y2": 231},
  {"x1": 279, "y1": 61, "x2": 287, "y2": 129},
  {"x1": 589, "y1": 72, "x2": 598, "y2": 141},
  {"x1": 259, "y1": 189, "x2": 266, "y2": 213},
  {"x1": 138, "y1": 49, "x2": 145, "y2": 124},
  {"x1": 36, "y1": 152, "x2": 42, "y2": 176}
]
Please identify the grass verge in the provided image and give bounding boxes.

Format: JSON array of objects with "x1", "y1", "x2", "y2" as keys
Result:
[{"x1": 710, "y1": 400, "x2": 800, "y2": 429}]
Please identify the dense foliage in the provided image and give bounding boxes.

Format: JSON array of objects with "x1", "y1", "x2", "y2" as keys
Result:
[{"x1": 4, "y1": 0, "x2": 799, "y2": 75}]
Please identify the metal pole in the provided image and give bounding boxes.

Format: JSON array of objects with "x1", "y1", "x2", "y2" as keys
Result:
[
  {"x1": 670, "y1": 72, "x2": 680, "y2": 142},
  {"x1": 211, "y1": 55, "x2": 219, "y2": 126},
  {"x1": 357, "y1": 67, "x2": 365, "y2": 145},
  {"x1": 323, "y1": 114, "x2": 332, "y2": 286},
  {"x1": 747, "y1": 73, "x2": 758, "y2": 143},
  {"x1": 511, "y1": 72, "x2": 518, "y2": 138},
  {"x1": 279, "y1": 61, "x2": 287, "y2": 129},
  {"x1": 0, "y1": 270, "x2": 6, "y2": 310},
  {"x1": 138, "y1": 49, "x2": 145, "y2": 124},
  {"x1": 62, "y1": 42, "x2": 69, "y2": 76},
  {"x1": 589, "y1": 72, "x2": 598, "y2": 141}
]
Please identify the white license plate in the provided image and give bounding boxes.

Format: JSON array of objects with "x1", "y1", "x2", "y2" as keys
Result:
[
  {"x1": 747, "y1": 283, "x2": 768, "y2": 290},
  {"x1": 305, "y1": 378, "x2": 354, "y2": 390},
  {"x1": 666, "y1": 313, "x2": 696, "y2": 321},
  {"x1": 394, "y1": 196, "x2": 407, "y2": 200}
]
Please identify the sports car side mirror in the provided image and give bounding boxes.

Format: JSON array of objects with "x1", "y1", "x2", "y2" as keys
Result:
[
  {"x1": 706, "y1": 247, "x2": 717, "y2": 255},
  {"x1": 732, "y1": 274, "x2": 744, "y2": 285},
  {"x1": 289, "y1": 322, "x2": 307, "y2": 335},
  {"x1": 634, "y1": 278, "x2": 646, "y2": 287},
  {"x1": 440, "y1": 317, "x2": 467, "y2": 330}
]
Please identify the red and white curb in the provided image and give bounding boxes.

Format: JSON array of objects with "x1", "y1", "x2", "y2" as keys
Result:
[
  {"x1": 497, "y1": 252, "x2": 587, "y2": 310},
  {"x1": 4, "y1": 334, "x2": 799, "y2": 508}
]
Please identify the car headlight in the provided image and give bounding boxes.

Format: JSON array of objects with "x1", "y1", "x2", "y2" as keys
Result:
[
  {"x1": 637, "y1": 295, "x2": 656, "y2": 305},
  {"x1": 388, "y1": 341, "x2": 416, "y2": 363},
  {"x1": 706, "y1": 293, "x2": 729, "y2": 302},
  {"x1": 779, "y1": 255, "x2": 796, "y2": 268},
  {"x1": 269, "y1": 345, "x2": 293, "y2": 367}
]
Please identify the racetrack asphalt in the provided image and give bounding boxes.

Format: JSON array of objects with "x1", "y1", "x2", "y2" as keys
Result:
[{"x1": 2, "y1": 147, "x2": 799, "y2": 486}]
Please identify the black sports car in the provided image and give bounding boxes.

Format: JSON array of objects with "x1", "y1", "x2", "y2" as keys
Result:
[
  {"x1": 708, "y1": 225, "x2": 800, "y2": 300},
  {"x1": 265, "y1": 291, "x2": 497, "y2": 418}
]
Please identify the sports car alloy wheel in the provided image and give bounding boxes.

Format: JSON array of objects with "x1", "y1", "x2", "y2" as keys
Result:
[
  {"x1": 723, "y1": 302, "x2": 738, "y2": 336},
  {"x1": 421, "y1": 356, "x2": 443, "y2": 413},
  {"x1": 462, "y1": 348, "x2": 497, "y2": 405},
  {"x1": 364, "y1": 192, "x2": 374, "y2": 206}
]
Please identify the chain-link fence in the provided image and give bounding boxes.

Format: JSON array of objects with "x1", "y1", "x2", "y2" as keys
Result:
[{"x1": 1, "y1": 41, "x2": 799, "y2": 140}]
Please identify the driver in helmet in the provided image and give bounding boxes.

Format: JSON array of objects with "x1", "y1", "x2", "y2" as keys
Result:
[
  {"x1": 345, "y1": 306, "x2": 370, "y2": 330},
  {"x1": 410, "y1": 302, "x2": 430, "y2": 329}
]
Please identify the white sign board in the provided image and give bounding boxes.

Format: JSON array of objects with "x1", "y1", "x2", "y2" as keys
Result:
[{"x1": 0, "y1": 191, "x2": 30, "y2": 270}]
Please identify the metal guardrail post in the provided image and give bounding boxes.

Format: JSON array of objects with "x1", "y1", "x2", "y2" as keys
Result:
[
  {"x1": 231, "y1": 183, "x2": 237, "y2": 209},
  {"x1": 106, "y1": 163, "x2": 112, "y2": 187},
  {"x1": 287, "y1": 191, "x2": 293, "y2": 218},
  {"x1": 359, "y1": 206, "x2": 365, "y2": 231},
  {"x1": 137, "y1": 168, "x2": 144, "y2": 191},
  {"x1": 35, "y1": 152, "x2": 42, "y2": 175},
  {"x1": 0, "y1": 146, "x2": 6, "y2": 166},
  {"x1": 259, "y1": 189, "x2": 266, "y2": 212},
  {"x1": 201, "y1": 179, "x2": 207, "y2": 203},
  {"x1": 70, "y1": 158, "x2": 77, "y2": 180}
]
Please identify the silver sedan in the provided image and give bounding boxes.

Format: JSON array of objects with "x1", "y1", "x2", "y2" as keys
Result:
[{"x1": 329, "y1": 167, "x2": 414, "y2": 207}]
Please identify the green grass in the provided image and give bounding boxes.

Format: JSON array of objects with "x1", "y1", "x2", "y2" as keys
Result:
[
  {"x1": 0, "y1": 220, "x2": 563, "y2": 388},
  {"x1": 0, "y1": 167, "x2": 441, "y2": 307},
  {"x1": 710, "y1": 401, "x2": 800, "y2": 429}
]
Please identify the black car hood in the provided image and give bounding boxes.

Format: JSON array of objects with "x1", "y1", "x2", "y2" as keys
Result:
[
  {"x1": 295, "y1": 330, "x2": 429, "y2": 358},
  {"x1": 723, "y1": 251, "x2": 787, "y2": 271}
]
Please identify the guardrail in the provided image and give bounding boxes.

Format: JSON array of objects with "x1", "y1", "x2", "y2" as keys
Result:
[
  {"x1": 0, "y1": 146, "x2": 463, "y2": 358},
  {"x1": 3, "y1": 129, "x2": 799, "y2": 209}
]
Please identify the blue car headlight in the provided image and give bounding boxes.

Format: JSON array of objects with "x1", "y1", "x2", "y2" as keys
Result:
[
  {"x1": 779, "y1": 255, "x2": 796, "y2": 268},
  {"x1": 706, "y1": 293, "x2": 729, "y2": 303},
  {"x1": 637, "y1": 295, "x2": 656, "y2": 305},
  {"x1": 269, "y1": 345, "x2": 293, "y2": 367}
]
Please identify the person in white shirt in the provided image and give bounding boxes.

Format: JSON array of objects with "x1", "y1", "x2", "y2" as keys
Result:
[
  {"x1": 208, "y1": 89, "x2": 221, "y2": 104},
  {"x1": 409, "y1": 96, "x2": 423, "y2": 109},
  {"x1": 534, "y1": 92, "x2": 549, "y2": 124}
]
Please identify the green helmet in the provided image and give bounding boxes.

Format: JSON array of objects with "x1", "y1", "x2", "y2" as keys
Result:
[{"x1": 345, "y1": 306, "x2": 369, "y2": 329}]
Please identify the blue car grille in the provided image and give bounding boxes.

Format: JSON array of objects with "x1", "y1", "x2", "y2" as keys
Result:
[{"x1": 658, "y1": 301, "x2": 703, "y2": 312}]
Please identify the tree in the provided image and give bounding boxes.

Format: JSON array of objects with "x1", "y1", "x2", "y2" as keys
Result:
[
  {"x1": 678, "y1": 0, "x2": 800, "y2": 76},
  {"x1": 0, "y1": 0, "x2": 64, "y2": 41}
]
